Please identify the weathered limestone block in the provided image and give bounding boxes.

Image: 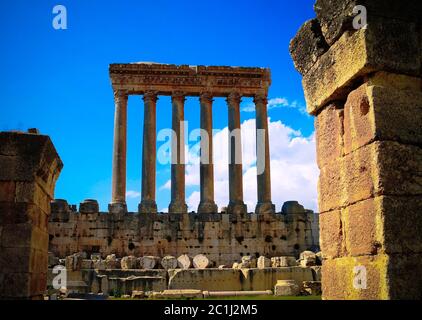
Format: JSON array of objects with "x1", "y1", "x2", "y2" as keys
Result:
[
  {"x1": 161, "y1": 256, "x2": 178, "y2": 270},
  {"x1": 318, "y1": 141, "x2": 422, "y2": 213},
  {"x1": 274, "y1": 280, "x2": 300, "y2": 296},
  {"x1": 271, "y1": 256, "x2": 297, "y2": 267},
  {"x1": 240, "y1": 255, "x2": 257, "y2": 268},
  {"x1": 160, "y1": 289, "x2": 203, "y2": 299},
  {"x1": 344, "y1": 82, "x2": 422, "y2": 155},
  {"x1": 105, "y1": 254, "x2": 117, "y2": 270},
  {"x1": 314, "y1": 0, "x2": 422, "y2": 46},
  {"x1": 315, "y1": 103, "x2": 344, "y2": 169},
  {"x1": 139, "y1": 256, "x2": 159, "y2": 270},
  {"x1": 299, "y1": 251, "x2": 316, "y2": 267},
  {"x1": 343, "y1": 195, "x2": 422, "y2": 256},
  {"x1": 93, "y1": 259, "x2": 106, "y2": 271},
  {"x1": 79, "y1": 199, "x2": 99, "y2": 214},
  {"x1": 193, "y1": 254, "x2": 211, "y2": 269},
  {"x1": 289, "y1": 19, "x2": 328, "y2": 75},
  {"x1": 121, "y1": 256, "x2": 137, "y2": 270},
  {"x1": 131, "y1": 290, "x2": 145, "y2": 299},
  {"x1": 176, "y1": 254, "x2": 192, "y2": 270},
  {"x1": 65, "y1": 254, "x2": 83, "y2": 271},
  {"x1": 296, "y1": 19, "x2": 421, "y2": 114},
  {"x1": 257, "y1": 256, "x2": 271, "y2": 269},
  {"x1": 319, "y1": 210, "x2": 345, "y2": 259}
]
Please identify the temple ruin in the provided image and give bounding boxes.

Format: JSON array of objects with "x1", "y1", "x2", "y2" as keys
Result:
[{"x1": 48, "y1": 63, "x2": 319, "y2": 267}]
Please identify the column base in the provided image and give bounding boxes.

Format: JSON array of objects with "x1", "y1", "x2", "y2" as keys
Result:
[
  {"x1": 198, "y1": 201, "x2": 218, "y2": 214},
  {"x1": 138, "y1": 200, "x2": 157, "y2": 214},
  {"x1": 227, "y1": 201, "x2": 247, "y2": 215},
  {"x1": 168, "y1": 201, "x2": 188, "y2": 214},
  {"x1": 255, "y1": 201, "x2": 275, "y2": 214},
  {"x1": 108, "y1": 202, "x2": 127, "y2": 215}
]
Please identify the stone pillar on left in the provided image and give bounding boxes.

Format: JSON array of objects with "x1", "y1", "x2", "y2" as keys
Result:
[
  {"x1": 109, "y1": 90, "x2": 128, "y2": 215},
  {"x1": 0, "y1": 130, "x2": 63, "y2": 299}
]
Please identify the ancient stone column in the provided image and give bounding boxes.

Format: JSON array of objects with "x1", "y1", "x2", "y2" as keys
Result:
[
  {"x1": 169, "y1": 91, "x2": 187, "y2": 214},
  {"x1": 0, "y1": 131, "x2": 63, "y2": 299},
  {"x1": 198, "y1": 92, "x2": 218, "y2": 213},
  {"x1": 109, "y1": 90, "x2": 128, "y2": 214},
  {"x1": 290, "y1": 0, "x2": 422, "y2": 300},
  {"x1": 139, "y1": 91, "x2": 158, "y2": 214},
  {"x1": 254, "y1": 94, "x2": 275, "y2": 214},
  {"x1": 226, "y1": 92, "x2": 247, "y2": 214}
]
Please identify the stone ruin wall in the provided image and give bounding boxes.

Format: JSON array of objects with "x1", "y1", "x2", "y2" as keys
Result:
[
  {"x1": 290, "y1": 0, "x2": 422, "y2": 299},
  {"x1": 48, "y1": 199, "x2": 319, "y2": 266}
]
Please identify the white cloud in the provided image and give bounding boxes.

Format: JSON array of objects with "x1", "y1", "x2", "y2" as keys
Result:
[
  {"x1": 126, "y1": 190, "x2": 141, "y2": 199},
  {"x1": 241, "y1": 97, "x2": 307, "y2": 114},
  {"x1": 177, "y1": 118, "x2": 319, "y2": 212}
]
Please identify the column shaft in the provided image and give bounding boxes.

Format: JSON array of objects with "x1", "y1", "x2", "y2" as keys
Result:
[
  {"x1": 254, "y1": 94, "x2": 275, "y2": 214},
  {"x1": 110, "y1": 90, "x2": 128, "y2": 213},
  {"x1": 169, "y1": 92, "x2": 187, "y2": 213},
  {"x1": 227, "y1": 92, "x2": 247, "y2": 214},
  {"x1": 139, "y1": 91, "x2": 158, "y2": 213},
  {"x1": 198, "y1": 93, "x2": 218, "y2": 213}
]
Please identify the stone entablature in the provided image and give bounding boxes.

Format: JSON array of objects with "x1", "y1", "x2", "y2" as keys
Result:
[
  {"x1": 48, "y1": 199, "x2": 319, "y2": 266},
  {"x1": 109, "y1": 63, "x2": 271, "y2": 97}
]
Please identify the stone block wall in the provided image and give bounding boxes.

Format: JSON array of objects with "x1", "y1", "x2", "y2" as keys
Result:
[
  {"x1": 0, "y1": 131, "x2": 63, "y2": 299},
  {"x1": 48, "y1": 200, "x2": 319, "y2": 265},
  {"x1": 290, "y1": 0, "x2": 422, "y2": 299}
]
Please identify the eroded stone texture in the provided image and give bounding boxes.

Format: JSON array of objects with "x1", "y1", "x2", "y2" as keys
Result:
[
  {"x1": 0, "y1": 131, "x2": 63, "y2": 299},
  {"x1": 48, "y1": 204, "x2": 319, "y2": 267},
  {"x1": 291, "y1": 0, "x2": 422, "y2": 300}
]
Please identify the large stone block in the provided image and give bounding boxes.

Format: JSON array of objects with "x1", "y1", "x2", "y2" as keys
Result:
[
  {"x1": 344, "y1": 82, "x2": 422, "y2": 155},
  {"x1": 302, "y1": 18, "x2": 421, "y2": 114},
  {"x1": 322, "y1": 255, "x2": 389, "y2": 300},
  {"x1": 322, "y1": 253, "x2": 422, "y2": 300},
  {"x1": 289, "y1": 18, "x2": 328, "y2": 75},
  {"x1": 314, "y1": 0, "x2": 422, "y2": 46},
  {"x1": 342, "y1": 196, "x2": 422, "y2": 256},
  {"x1": 319, "y1": 141, "x2": 422, "y2": 212},
  {"x1": 0, "y1": 132, "x2": 63, "y2": 197},
  {"x1": 319, "y1": 209, "x2": 345, "y2": 259},
  {"x1": 315, "y1": 103, "x2": 344, "y2": 169}
]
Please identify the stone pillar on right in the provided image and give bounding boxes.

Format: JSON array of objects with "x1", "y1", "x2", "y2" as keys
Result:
[{"x1": 290, "y1": 0, "x2": 422, "y2": 300}]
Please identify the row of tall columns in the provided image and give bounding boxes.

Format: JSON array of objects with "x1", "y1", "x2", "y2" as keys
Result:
[{"x1": 109, "y1": 90, "x2": 274, "y2": 215}]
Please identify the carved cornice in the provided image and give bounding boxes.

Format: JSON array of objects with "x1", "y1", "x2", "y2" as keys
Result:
[{"x1": 110, "y1": 63, "x2": 271, "y2": 97}]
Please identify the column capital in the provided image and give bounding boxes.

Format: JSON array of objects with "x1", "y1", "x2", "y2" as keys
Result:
[
  {"x1": 171, "y1": 91, "x2": 186, "y2": 102},
  {"x1": 254, "y1": 93, "x2": 268, "y2": 105},
  {"x1": 227, "y1": 92, "x2": 242, "y2": 105},
  {"x1": 114, "y1": 90, "x2": 128, "y2": 102},
  {"x1": 200, "y1": 92, "x2": 214, "y2": 103},
  {"x1": 143, "y1": 91, "x2": 158, "y2": 103}
]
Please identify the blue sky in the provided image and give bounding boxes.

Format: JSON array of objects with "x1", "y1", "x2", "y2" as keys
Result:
[{"x1": 0, "y1": 0, "x2": 318, "y2": 212}]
